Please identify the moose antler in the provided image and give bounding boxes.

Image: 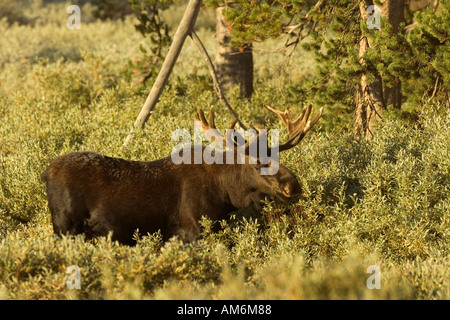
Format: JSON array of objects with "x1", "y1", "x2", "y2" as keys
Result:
[
  {"x1": 194, "y1": 106, "x2": 239, "y2": 147},
  {"x1": 264, "y1": 104, "x2": 324, "y2": 152},
  {"x1": 195, "y1": 104, "x2": 323, "y2": 153}
]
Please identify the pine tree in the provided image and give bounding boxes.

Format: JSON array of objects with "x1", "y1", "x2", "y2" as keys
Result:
[
  {"x1": 206, "y1": 0, "x2": 449, "y2": 137},
  {"x1": 355, "y1": 0, "x2": 406, "y2": 138},
  {"x1": 405, "y1": 0, "x2": 450, "y2": 107}
]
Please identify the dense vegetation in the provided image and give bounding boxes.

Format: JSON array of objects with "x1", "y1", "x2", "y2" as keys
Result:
[
  {"x1": 211, "y1": 0, "x2": 450, "y2": 131},
  {"x1": 0, "y1": 1, "x2": 448, "y2": 299}
]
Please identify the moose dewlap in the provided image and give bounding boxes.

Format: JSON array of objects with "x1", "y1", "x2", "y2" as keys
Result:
[{"x1": 41, "y1": 105, "x2": 323, "y2": 245}]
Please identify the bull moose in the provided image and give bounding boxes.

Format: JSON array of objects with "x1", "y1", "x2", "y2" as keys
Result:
[{"x1": 41, "y1": 105, "x2": 323, "y2": 245}]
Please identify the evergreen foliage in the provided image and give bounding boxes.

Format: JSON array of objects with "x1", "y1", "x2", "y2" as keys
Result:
[
  {"x1": 405, "y1": 0, "x2": 450, "y2": 106},
  {"x1": 207, "y1": 0, "x2": 449, "y2": 129}
]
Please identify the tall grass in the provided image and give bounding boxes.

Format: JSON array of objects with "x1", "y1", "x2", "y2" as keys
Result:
[{"x1": 0, "y1": 1, "x2": 448, "y2": 299}]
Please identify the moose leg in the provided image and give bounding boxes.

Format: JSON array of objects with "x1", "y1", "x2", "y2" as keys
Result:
[
  {"x1": 174, "y1": 221, "x2": 201, "y2": 242},
  {"x1": 84, "y1": 211, "x2": 117, "y2": 239},
  {"x1": 50, "y1": 206, "x2": 85, "y2": 236},
  {"x1": 45, "y1": 183, "x2": 87, "y2": 236},
  {"x1": 173, "y1": 208, "x2": 202, "y2": 242}
]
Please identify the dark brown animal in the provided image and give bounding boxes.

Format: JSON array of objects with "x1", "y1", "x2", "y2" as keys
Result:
[{"x1": 41, "y1": 105, "x2": 323, "y2": 245}]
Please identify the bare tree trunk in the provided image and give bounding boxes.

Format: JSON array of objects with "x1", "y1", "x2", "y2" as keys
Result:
[
  {"x1": 380, "y1": 0, "x2": 404, "y2": 109},
  {"x1": 355, "y1": 0, "x2": 405, "y2": 139},
  {"x1": 124, "y1": 0, "x2": 202, "y2": 147},
  {"x1": 215, "y1": 7, "x2": 253, "y2": 99},
  {"x1": 355, "y1": 0, "x2": 385, "y2": 139},
  {"x1": 124, "y1": 0, "x2": 247, "y2": 146}
]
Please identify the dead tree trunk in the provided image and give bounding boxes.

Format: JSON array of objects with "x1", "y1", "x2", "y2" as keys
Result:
[
  {"x1": 124, "y1": 0, "x2": 247, "y2": 146},
  {"x1": 355, "y1": 0, "x2": 405, "y2": 139},
  {"x1": 124, "y1": 0, "x2": 202, "y2": 146},
  {"x1": 215, "y1": 7, "x2": 253, "y2": 99}
]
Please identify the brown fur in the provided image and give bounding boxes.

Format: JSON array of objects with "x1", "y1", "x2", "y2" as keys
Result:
[{"x1": 41, "y1": 146, "x2": 300, "y2": 245}]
